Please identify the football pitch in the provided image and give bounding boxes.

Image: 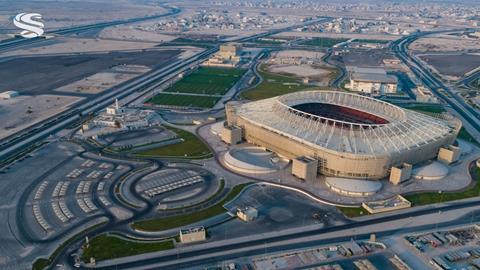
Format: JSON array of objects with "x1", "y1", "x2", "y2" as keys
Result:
[
  {"x1": 164, "y1": 67, "x2": 245, "y2": 95},
  {"x1": 147, "y1": 93, "x2": 221, "y2": 108}
]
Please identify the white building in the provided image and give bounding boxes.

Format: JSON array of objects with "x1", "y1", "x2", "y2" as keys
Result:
[
  {"x1": 83, "y1": 99, "x2": 156, "y2": 134},
  {"x1": 0, "y1": 90, "x2": 19, "y2": 99},
  {"x1": 348, "y1": 67, "x2": 397, "y2": 95},
  {"x1": 236, "y1": 207, "x2": 258, "y2": 222}
]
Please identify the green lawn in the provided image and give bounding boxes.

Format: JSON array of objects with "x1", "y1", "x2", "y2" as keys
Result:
[
  {"x1": 132, "y1": 183, "x2": 250, "y2": 231},
  {"x1": 405, "y1": 167, "x2": 480, "y2": 206},
  {"x1": 32, "y1": 222, "x2": 107, "y2": 270},
  {"x1": 403, "y1": 104, "x2": 446, "y2": 114},
  {"x1": 81, "y1": 234, "x2": 174, "y2": 263},
  {"x1": 164, "y1": 67, "x2": 245, "y2": 95},
  {"x1": 134, "y1": 126, "x2": 211, "y2": 158},
  {"x1": 146, "y1": 93, "x2": 221, "y2": 108},
  {"x1": 337, "y1": 206, "x2": 368, "y2": 218},
  {"x1": 300, "y1": 37, "x2": 349, "y2": 47},
  {"x1": 241, "y1": 65, "x2": 314, "y2": 100},
  {"x1": 458, "y1": 127, "x2": 480, "y2": 146}
]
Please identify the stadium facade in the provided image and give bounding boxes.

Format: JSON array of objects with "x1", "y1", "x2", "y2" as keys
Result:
[{"x1": 224, "y1": 91, "x2": 461, "y2": 180}]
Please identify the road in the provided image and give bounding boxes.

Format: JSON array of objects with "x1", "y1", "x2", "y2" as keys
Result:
[
  {"x1": 77, "y1": 198, "x2": 480, "y2": 269},
  {"x1": 0, "y1": 6, "x2": 181, "y2": 52},
  {"x1": 391, "y1": 29, "x2": 480, "y2": 133},
  {"x1": 0, "y1": 17, "x2": 333, "y2": 166}
]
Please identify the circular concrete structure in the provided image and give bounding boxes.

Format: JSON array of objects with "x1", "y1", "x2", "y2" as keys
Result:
[
  {"x1": 325, "y1": 177, "x2": 382, "y2": 197},
  {"x1": 224, "y1": 147, "x2": 289, "y2": 174},
  {"x1": 226, "y1": 90, "x2": 460, "y2": 180},
  {"x1": 412, "y1": 161, "x2": 449, "y2": 180}
]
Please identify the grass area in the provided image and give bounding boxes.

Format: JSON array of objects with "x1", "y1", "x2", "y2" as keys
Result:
[
  {"x1": 241, "y1": 65, "x2": 314, "y2": 100},
  {"x1": 81, "y1": 234, "x2": 174, "y2": 263},
  {"x1": 300, "y1": 37, "x2": 349, "y2": 47},
  {"x1": 458, "y1": 127, "x2": 480, "y2": 146},
  {"x1": 134, "y1": 126, "x2": 211, "y2": 159},
  {"x1": 32, "y1": 222, "x2": 107, "y2": 270},
  {"x1": 337, "y1": 206, "x2": 368, "y2": 218},
  {"x1": 164, "y1": 67, "x2": 245, "y2": 95},
  {"x1": 132, "y1": 182, "x2": 251, "y2": 231},
  {"x1": 405, "y1": 167, "x2": 480, "y2": 206},
  {"x1": 146, "y1": 93, "x2": 221, "y2": 108},
  {"x1": 403, "y1": 104, "x2": 446, "y2": 114}
]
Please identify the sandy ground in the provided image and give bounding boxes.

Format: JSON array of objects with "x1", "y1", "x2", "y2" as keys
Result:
[
  {"x1": 417, "y1": 53, "x2": 480, "y2": 79},
  {"x1": 270, "y1": 65, "x2": 330, "y2": 78},
  {"x1": 54, "y1": 65, "x2": 151, "y2": 95},
  {"x1": 2, "y1": 37, "x2": 159, "y2": 57},
  {"x1": 410, "y1": 36, "x2": 480, "y2": 52},
  {"x1": 0, "y1": 1, "x2": 166, "y2": 35},
  {"x1": 274, "y1": 32, "x2": 400, "y2": 41},
  {"x1": 0, "y1": 95, "x2": 83, "y2": 140},
  {"x1": 267, "y1": 50, "x2": 334, "y2": 85},
  {"x1": 99, "y1": 26, "x2": 177, "y2": 42},
  {"x1": 273, "y1": 50, "x2": 325, "y2": 58},
  {"x1": 176, "y1": 47, "x2": 204, "y2": 59}
]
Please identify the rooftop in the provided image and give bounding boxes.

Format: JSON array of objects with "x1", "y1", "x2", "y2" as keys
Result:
[{"x1": 351, "y1": 72, "x2": 398, "y2": 84}]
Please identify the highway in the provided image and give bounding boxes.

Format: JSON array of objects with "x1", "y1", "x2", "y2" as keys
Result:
[
  {"x1": 81, "y1": 198, "x2": 480, "y2": 269},
  {"x1": 0, "y1": 47, "x2": 216, "y2": 162},
  {"x1": 391, "y1": 30, "x2": 480, "y2": 132},
  {"x1": 0, "y1": 16, "x2": 332, "y2": 166},
  {"x1": 0, "y1": 6, "x2": 181, "y2": 52}
]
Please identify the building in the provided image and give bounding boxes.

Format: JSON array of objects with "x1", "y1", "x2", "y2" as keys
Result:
[
  {"x1": 415, "y1": 86, "x2": 438, "y2": 103},
  {"x1": 362, "y1": 195, "x2": 411, "y2": 214},
  {"x1": 348, "y1": 67, "x2": 398, "y2": 95},
  {"x1": 202, "y1": 43, "x2": 242, "y2": 68},
  {"x1": 292, "y1": 156, "x2": 318, "y2": 181},
  {"x1": 179, "y1": 227, "x2": 206, "y2": 243},
  {"x1": 225, "y1": 90, "x2": 460, "y2": 180},
  {"x1": 237, "y1": 207, "x2": 258, "y2": 222},
  {"x1": 82, "y1": 99, "x2": 156, "y2": 134},
  {"x1": 437, "y1": 145, "x2": 461, "y2": 164},
  {"x1": 389, "y1": 163, "x2": 412, "y2": 185},
  {"x1": 221, "y1": 125, "x2": 242, "y2": 145},
  {"x1": 218, "y1": 44, "x2": 241, "y2": 60},
  {"x1": 0, "y1": 90, "x2": 19, "y2": 99}
]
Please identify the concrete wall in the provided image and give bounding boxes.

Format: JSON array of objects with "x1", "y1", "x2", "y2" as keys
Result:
[{"x1": 228, "y1": 113, "x2": 457, "y2": 180}]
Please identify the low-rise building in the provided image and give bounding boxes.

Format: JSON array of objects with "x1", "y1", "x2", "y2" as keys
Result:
[
  {"x1": 389, "y1": 163, "x2": 412, "y2": 185},
  {"x1": 221, "y1": 125, "x2": 242, "y2": 145},
  {"x1": 203, "y1": 43, "x2": 242, "y2": 68},
  {"x1": 292, "y1": 156, "x2": 317, "y2": 181},
  {"x1": 237, "y1": 207, "x2": 258, "y2": 222},
  {"x1": 179, "y1": 227, "x2": 206, "y2": 243},
  {"x1": 362, "y1": 195, "x2": 411, "y2": 214},
  {"x1": 348, "y1": 67, "x2": 397, "y2": 95},
  {"x1": 437, "y1": 145, "x2": 461, "y2": 164},
  {"x1": 81, "y1": 99, "x2": 157, "y2": 135},
  {"x1": 415, "y1": 86, "x2": 438, "y2": 103}
]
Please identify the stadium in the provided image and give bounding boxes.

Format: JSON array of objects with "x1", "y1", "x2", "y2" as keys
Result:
[{"x1": 224, "y1": 90, "x2": 461, "y2": 180}]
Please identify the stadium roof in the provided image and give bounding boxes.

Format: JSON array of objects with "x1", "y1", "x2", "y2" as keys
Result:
[{"x1": 233, "y1": 90, "x2": 458, "y2": 157}]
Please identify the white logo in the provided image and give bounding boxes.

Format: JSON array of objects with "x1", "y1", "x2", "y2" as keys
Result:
[{"x1": 13, "y1": 13, "x2": 44, "y2": 38}]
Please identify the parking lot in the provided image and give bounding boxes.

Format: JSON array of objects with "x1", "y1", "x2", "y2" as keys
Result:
[
  {"x1": 25, "y1": 152, "x2": 131, "y2": 239},
  {"x1": 405, "y1": 224, "x2": 480, "y2": 269},
  {"x1": 210, "y1": 184, "x2": 350, "y2": 241}
]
